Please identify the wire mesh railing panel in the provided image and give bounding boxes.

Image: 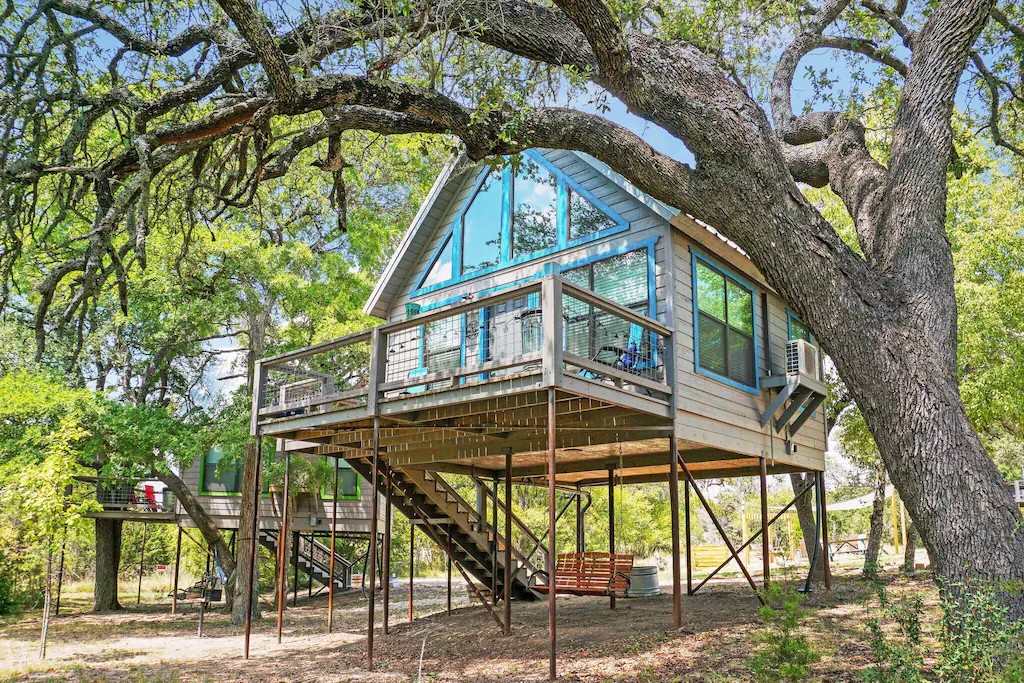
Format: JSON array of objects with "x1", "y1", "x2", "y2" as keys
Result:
[
  {"x1": 260, "y1": 334, "x2": 372, "y2": 420},
  {"x1": 561, "y1": 290, "x2": 669, "y2": 396},
  {"x1": 94, "y1": 482, "x2": 175, "y2": 513},
  {"x1": 381, "y1": 291, "x2": 544, "y2": 397}
]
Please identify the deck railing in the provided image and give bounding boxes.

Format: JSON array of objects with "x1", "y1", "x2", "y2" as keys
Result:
[
  {"x1": 252, "y1": 275, "x2": 673, "y2": 432},
  {"x1": 77, "y1": 479, "x2": 176, "y2": 515}
]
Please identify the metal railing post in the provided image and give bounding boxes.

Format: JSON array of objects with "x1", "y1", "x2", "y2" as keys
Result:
[{"x1": 541, "y1": 276, "x2": 564, "y2": 387}]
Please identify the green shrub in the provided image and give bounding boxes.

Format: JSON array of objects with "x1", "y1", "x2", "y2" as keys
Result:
[
  {"x1": 861, "y1": 582, "x2": 926, "y2": 683},
  {"x1": 0, "y1": 550, "x2": 18, "y2": 615},
  {"x1": 748, "y1": 583, "x2": 820, "y2": 682}
]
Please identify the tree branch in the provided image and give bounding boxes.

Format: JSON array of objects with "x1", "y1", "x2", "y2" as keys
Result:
[{"x1": 215, "y1": 0, "x2": 296, "y2": 102}]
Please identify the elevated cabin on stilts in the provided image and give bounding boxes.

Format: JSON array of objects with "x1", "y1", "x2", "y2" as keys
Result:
[{"x1": 247, "y1": 149, "x2": 832, "y2": 675}]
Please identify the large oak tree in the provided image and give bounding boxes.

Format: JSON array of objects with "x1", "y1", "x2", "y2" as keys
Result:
[{"x1": 3, "y1": 0, "x2": 1024, "y2": 607}]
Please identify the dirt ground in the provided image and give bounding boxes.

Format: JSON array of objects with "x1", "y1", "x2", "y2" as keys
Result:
[{"x1": 0, "y1": 568, "x2": 936, "y2": 682}]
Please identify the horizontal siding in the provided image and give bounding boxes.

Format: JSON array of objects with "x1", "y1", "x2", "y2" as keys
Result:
[
  {"x1": 671, "y1": 223, "x2": 826, "y2": 470},
  {"x1": 176, "y1": 461, "x2": 384, "y2": 530}
]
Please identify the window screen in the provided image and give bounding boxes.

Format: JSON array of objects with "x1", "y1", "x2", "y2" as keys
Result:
[
  {"x1": 695, "y1": 259, "x2": 755, "y2": 387},
  {"x1": 511, "y1": 158, "x2": 558, "y2": 258},
  {"x1": 202, "y1": 446, "x2": 241, "y2": 494}
]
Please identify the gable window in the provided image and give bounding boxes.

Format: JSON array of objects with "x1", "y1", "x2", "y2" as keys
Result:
[
  {"x1": 511, "y1": 157, "x2": 558, "y2": 258},
  {"x1": 412, "y1": 151, "x2": 627, "y2": 297},
  {"x1": 461, "y1": 170, "x2": 504, "y2": 273},
  {"x1": 421, "y1": 236, "x2": 453, "y2": 289},
  {"x1": 201, "y1": 446, "x2": 241, "y2": 494},
  {"x1": 563, "y1": 249, "x2": 651, "y2": 360},
  {"x1": 322, "y1": 458, "x2": 360, "y2": 500},
  {"x1": 693, "y1": 254, "x2": 757, "y2": 391},
  {"x1": 568, "y1": 187, "x2": 617, "y2": 240}
]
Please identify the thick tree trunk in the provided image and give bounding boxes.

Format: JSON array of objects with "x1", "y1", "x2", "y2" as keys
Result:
[
  {"x1": 830, "y1": 330, "x2": 1024, "y2": 610},
  {"x1": 789, "y1": 473, "x2": 825, "y2": 581},
  {"x1": 903, "y1": 522, "x2": 918, "y2": 575},
  {"x1": 93, "y1": 518, "x2": 123, "y2": 612},
  {"x1": 863, "y1": 460, "x2": 887, "y2": 580},
  {"x1": 230, "y1": 440, "x2": 263, "y2": 626},
  {"x1": 156, "y1": 468, "x2": 235, "y2": 578}
]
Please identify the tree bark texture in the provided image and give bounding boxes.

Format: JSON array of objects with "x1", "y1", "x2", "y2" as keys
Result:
[
  {"x1": 903, "y1": 522, "x2": 919, "y2": 575},
  {"x1": 789, "y1": 473, "x2": 825, "y2": 582},
  {"x1": 864, "y1": 460, "x2": 888, "y2": 579},
  {"x1": 93, "y1": 518, "x2": 123, "y2": 612}
]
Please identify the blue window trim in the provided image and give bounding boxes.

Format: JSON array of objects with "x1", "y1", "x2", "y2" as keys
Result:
[
  {"x1": 418, "y1": 236, "x2": 660, "y2": 315},
  {"x1": 410, "y1": 238, "x2": 660, "y2": 382},
  {"x1": 690, "y1": 248, "x2": 761, "y2": 395},
  {"x1": 786, "y1": 309, "x2": 814, "y2": 344},
  {"x1": 410, "y1": 150, "x2": 629, "y2": 299}
]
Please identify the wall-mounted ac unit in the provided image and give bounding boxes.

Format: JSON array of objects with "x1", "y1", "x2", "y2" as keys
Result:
[{"x1": 786, "y1": 339, "x2": 821, "y2": 382}]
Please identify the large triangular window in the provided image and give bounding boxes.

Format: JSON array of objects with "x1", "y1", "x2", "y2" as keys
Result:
[
  {"x1": 567, "y1": 187, "x2": 617, "y2": 240},
  {"x1": 420, "y1": 235, "x2": 453, "y2": 289},
  {"x1": 462, "y1": 170, "x2": 504, "y2": 273},
  {"x1": 511, "y1": 157, "x2": 558, "y2": 258}
]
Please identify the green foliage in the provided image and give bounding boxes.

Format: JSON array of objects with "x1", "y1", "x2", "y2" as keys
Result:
[
  {"x1": 862, "y1": 581, "x2": 1024, "y2": 682},
  {"x1": 862, "y1": 581, "x2": 926, "y2": 683},
  {"x1": 748, "y1": 583, "x2": 820, "y2": 682}
]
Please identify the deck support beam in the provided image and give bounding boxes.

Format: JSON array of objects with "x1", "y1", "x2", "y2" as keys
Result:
[
  {"x1": 760, "y1": 457, "x2": 770, "y2": 589},
  {"x1": 243, "y1": 432, "x2": 264, "y2": 660},
  {"x1": 136, "y1": 522, "x2": 147, "y2": 604},
  {"x1": 408, "y1": 524, "x2": 415, "y2": 623},
  {"x1": 327, "y1": 455, "x2": 339, "y2": 633},
  {"x1": 677, "y1": 456, "x2": 766, "y2": 606},
  {"x1": 382, "y1": 465, "x2": 392, "y2": 634},
  {"x1": 668, "y1": 436, "x2": 682, "y2": 628},
  {"x1": 446, "y1": 524, "x2": 452, "y2": 616},
  {"x1": 546, "y1": 386, "x2": 557, "y2": 681},
  {"x1": 608, "y1": 465, "x2": 616, "y2": 611},
  {"x1": 685, "y1": 479, "x2": 692, "y2": 595},
  {"x1": 171, "y1": 526, "x2": 181, "y2": 615},
  {"x1": 276, "y1": 450, "x2": 291, "y2": 643},
  {"x1": 503, "y1": 448, "x2": 513, "y2": 635},
  {"x1": 366, "y1": 416, "x2": 381, "y2": 671}
]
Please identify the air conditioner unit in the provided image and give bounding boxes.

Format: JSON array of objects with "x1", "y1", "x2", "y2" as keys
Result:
[{"x1": 786, "y1": 339, "x2": 821, "y2": 382}]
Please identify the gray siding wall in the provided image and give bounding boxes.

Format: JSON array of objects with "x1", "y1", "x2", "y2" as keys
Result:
[
  {"x1": 670, "y1": 219, "x2": 826, "y2": 471},
  {"x1": 176, "y1": 459, "x2": 382, "y2": 533}
]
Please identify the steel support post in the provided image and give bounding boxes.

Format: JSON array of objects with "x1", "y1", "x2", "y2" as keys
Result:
[
  {"x1": 608, "y1": 465, "x2": 616, "y2": 610},
  {"x1": 171, "y1": 526, "x2": 182, "y2": 614},
  {"x1": 366, "y1": 416, "x2": 381, "y2": 670},
  {"x1": 760, "y1": 457, "x2": 770, "y2": 589},
  {"x1": 668, "y1": 436, "x2": 682, "y2": 628},
  {"x1": 818, "y1": 471, "x2": 832, "y2": 590},
  {"x1": 276, "y1": 450, "x2": 291, "y2": 643},
  {"x1": 546, "y1": 387, "x2": 557, "y2": 681},
  {"x1": 328, "y1": 455, "x2": 339, "y2": 633},
  {"x1": 685, "y1": 479, "x2": 692, "y2": 595},
  {"x1": 382, "y1": 465, "x2": 392, "y2": 634},
  {"x1": 243, "y1": 433, "x2": 264, "y2": 660},
  {"x1": 503, "y1": 448, "x2": 513, "y2": 636}
]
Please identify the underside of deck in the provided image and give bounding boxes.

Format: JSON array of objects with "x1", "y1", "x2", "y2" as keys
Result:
[{"x1": 270, "y1": 385, "x2": 808, "y2": 486}]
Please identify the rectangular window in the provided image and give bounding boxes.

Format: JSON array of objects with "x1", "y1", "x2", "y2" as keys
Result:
[
  {"x1": 563, "y1": 249, "x2": 650, "y2": 362},
  {"x1": 424, "y1": 316, "x2": 462, "y2": 374},
  {"x1": 322, "y1": 458, "x2": 360, "y2": 499},
  {"x1": 694, "y1": 255, "x2": 757, "y2": 390},
  {"x1": 202, "y1": 447, "x2": 241, "y2": 494},
  {"x1": 788, "y1": 312, "x2": 812, "y2": 343}
]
